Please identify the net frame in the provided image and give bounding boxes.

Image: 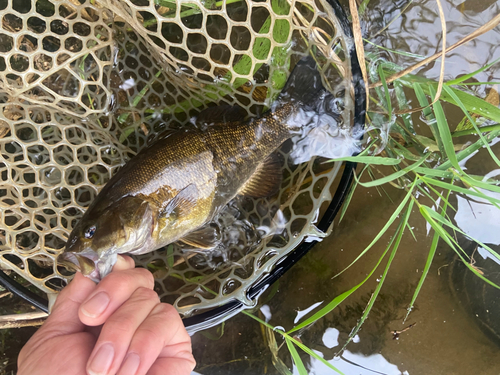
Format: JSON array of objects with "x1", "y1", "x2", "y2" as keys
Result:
[{"x1": 0, "y1": 0, "x2": 365, "y2": 328}]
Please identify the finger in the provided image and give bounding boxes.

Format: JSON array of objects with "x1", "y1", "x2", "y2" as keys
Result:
[
  {"x1": 39, "y1": 272, "x2": 96, "y2": 337},
  {"x1": 79, "y1": 268, "x2": 154, "y2": 326},
  {"x1": 116, "y1": 304, "x2": 195, "y2": 375},
  {"x1": 146, "y1": 354, "x2": 196, "y2": 375},
  {"x1": 86, "y1": 287, "x2": 160, "y2": 375},
  {"x1": 112, "y1": 255, "x2": 135, "y2": 272}
]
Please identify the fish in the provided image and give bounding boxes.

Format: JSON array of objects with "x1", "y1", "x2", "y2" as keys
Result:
[{"x1": 57, "y1": 56, "x2": 327, "y2": 281}]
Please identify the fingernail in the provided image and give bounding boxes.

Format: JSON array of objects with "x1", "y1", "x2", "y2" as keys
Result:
[
  {"x1": 81, "y1": 292, "x2": 110, "y2": 318},
  {"x1": 119, "y1": 353, "x2": 140, "y2": 375},
  {"x1": 88, "y1": 343, "x2": 114, "y2": 375},
  {"x1": 114, "y1": 255, "x2": 128, "y2": 270}
]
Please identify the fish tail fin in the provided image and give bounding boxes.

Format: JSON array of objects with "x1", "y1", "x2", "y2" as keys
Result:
[{"x1": 278, "y1": 56, "x2": 325, "y2": 106}]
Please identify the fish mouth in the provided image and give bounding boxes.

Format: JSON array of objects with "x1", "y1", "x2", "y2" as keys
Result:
[{"x1": 57, "y1": 251, "x2": 100, "y2": 281}]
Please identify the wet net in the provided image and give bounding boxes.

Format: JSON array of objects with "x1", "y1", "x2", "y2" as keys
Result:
[{"x1": 0, "y1": 0, "x2": 358, "y2": 321}]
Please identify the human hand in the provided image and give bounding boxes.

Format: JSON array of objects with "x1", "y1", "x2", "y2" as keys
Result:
[{"x1": 18, "y1": 255, "x2": 195, "y2": 375}]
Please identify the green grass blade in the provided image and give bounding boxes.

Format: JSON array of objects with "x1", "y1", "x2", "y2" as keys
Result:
[
  {"x1": 397, "y1": 75, "x2": 500, "y2": 123},
  {"x1": 446, "y1": 57, "x2": 500, "y2": 86},
  {"x1": 364, "y1": 39, "x2": 426, "y2": 59},
  {"x1": 454, "y1": 82, "x2": 500, "y2": 86},
  {"x1": 420, "y1": 177, "x2": 500, "y2": 205},
  {"x1": 343, "y1": 200, "x2": 413, "y2": 349},
  {"x1": 443, "y1": 86, "x2": 500, "y2": 167},
  {"x1": 416, "y1": 181, "x2": 457, "y2": 214},
  {"x1": 243, "y1": 312, "x2": 344, "y2": 375},
  {"x1": 394, "y1": 81, "x2": 415, "y2": 133},
  {"x1": 285, "y1": 338, "x2": 308, "y2": 375},
  {"x1": 438, "y1": 129, "x2": 500, "y2": 170},
  {"x1": 357, "y1": 155, "x2": 427, "y2": 187},
  {"x1": 286, "y1": 232, "x2": 394, "y2": 335},
  {"x1": 452, "y1": 123, "x2": 500, "y2": 137},
  {"x1": 378, "y1": 64, "x2": 392, "y2": 115},
  {"x1": 293, "y1": 340, "x2": 344, "y2": 375},
  {"x1": 413, "y1": 167, "x2": 453, "y2": 178},
  {"x1": 419, "y1": 207, "x2": 500, "y2": 290},
  {"x1": 428, "y1": 85, "x2": 461, "y2": 171},
  {"x1": 330, "y1": 179, "x2": 416, "y2": 280},
  {"x1": 421, "y1": 205, "x2": 500, "y2": 263},
  {"x1": 288, "y1": 182, "x2": 418, "y2": 335},
  {"x1": 330, "y1": 156, "x2": 402, "y2": 165},
  {"x1": 413, "y1": 82, "x2": 434, "y2": 119},
  {"x1": 404, "y1": 189, "x2": 451, "y2": 322}
]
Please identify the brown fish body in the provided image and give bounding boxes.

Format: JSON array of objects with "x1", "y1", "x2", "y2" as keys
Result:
[
  {"x1": 58, "y1": 56, "x2": 324, "y2": 280},
  {"x1": 88, "y1": 102, "x2": 295, "y2": 250}
]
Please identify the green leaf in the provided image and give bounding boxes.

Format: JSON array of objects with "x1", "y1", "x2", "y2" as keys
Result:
[
  {"x1": 273, "y1": 19, "x2": 290, "y2": 43},
  {"x1": 344, "y1": 200, "x2": 413, "y2": 349},
  {"x1": 438, "y1": 128, "x2": 500, "y2": 170},
  {"x1": 378, "y1": 64, "x2": 392, "y2": 115},
  {"x1": 413, "y1": 167, "x2": 453, "y2": 178},
  {"x1": 271, "y1": 0, "x2": 290, "y2": 15},
  {"x1": 253, "y1": 37, "x2": 272, "y2": 60},
  {"x1": 404, "y1": 189, "x2": 451, "y2": 322},
  {"x1": 166, "y1": 244, "x2": 174, "y2": 268},
  {"x1": 357, "y1": 155, "x2": 427, "y2": 187},
  {"x1": 329, "y1": 156, "x2": 402, "y2": 165},
  {"x1": 419, "y1": 206, "x2": 500, "y2": 290},
  {"x1": 443, "y1": 86, "x2": 500, "y2": 168},
  {"x1": 243, "y1": 311, "x2": 344, "y2": 375},
  {"x1": 285, "y1": 338, "x2": 308, "y2": 375},
  {"x1": 421, "y1": 205, "x2": 500, "y2": 263},
  {"x1": 413, "y1": 135, "x2": 440, "y2": 152},
  {"x1": 446, "y1": 57, "x2": 500, "y2": 86},
  {"x1": 420, "y1": 176, "x2": 500, "y2": 205},
  {"x1": 287, "y1": 181, "x2": 417, "y2": 334},
  {"x1": 400, "y1": 76, "x2": 500, "y2": 123},
  {"x1": 452, "y1": 123, "x2": 500, "y2": 137},
  {"x1": 429, "y1": 85, "x2": 461, "y2": 171},
  {"x1": 454, "y1": 115, "x2": 473, "y2": 132}
]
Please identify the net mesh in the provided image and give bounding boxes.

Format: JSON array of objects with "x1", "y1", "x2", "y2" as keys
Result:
[{"x1": 0, "y1": 0, "x2": 354, "y2": 316}]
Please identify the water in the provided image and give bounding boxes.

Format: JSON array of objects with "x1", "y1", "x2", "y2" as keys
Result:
[
  {"x1": 187, "y1": 0, "x2": 500, "y2": 374},
  {"x1": 3, "y1": 0, "x2": 500, "y2": 374}
]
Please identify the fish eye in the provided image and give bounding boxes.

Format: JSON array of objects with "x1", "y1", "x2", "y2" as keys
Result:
[{"x1": 85, "y1": 225, "x2": 96, "y2": 239}]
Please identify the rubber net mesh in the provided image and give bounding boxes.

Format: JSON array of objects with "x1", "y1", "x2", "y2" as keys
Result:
[{"x1": 0, "y1": 0, "x2": 353, "y2": 316}]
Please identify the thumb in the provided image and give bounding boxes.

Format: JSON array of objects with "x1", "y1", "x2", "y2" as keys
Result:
[{"x1": 38, "y1": 272, "x2": 96, "y2": 337}]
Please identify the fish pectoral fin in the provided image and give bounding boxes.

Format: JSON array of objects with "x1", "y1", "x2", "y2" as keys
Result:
[
  {"x1": 238, "y1": 154, "x2": 282, "y2": 198},
  {"x1": 196, "y1": 105, "x2": 247, "y2": 125},
  {"x1": 163, "y1": 184, "x2": 198, "y2": 218},
  {"x1": 178, "y1": 225, "x2": 220, "y2": 250}
]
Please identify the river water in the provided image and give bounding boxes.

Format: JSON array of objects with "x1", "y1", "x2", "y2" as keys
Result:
[{"x1": 190, "y1": 0, "x2": 500, "y2": 374}]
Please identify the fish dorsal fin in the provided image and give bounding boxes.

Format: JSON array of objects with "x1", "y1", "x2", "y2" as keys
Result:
[
  {"x1": 163, "y1": 184, "x2": 198, "y2": 218},
  {"x1": 279, "y1": 56, "x2": 324, "y2": 106},
  {"x1": 196, "y1": 105, "x2": 247, "y2": 125},
  {"x1": 179, "y1": 225, "x2": 220, "y2": 249},
  {"x1": 238, "y1": 154, "x2": 282, "y2": 198}
]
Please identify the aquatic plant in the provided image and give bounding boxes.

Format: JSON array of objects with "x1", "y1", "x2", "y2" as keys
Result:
[{"x1": 258, "y1": 2, "x2": 500, "y2": 373}]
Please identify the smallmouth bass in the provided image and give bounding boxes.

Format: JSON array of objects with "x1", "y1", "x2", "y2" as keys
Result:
[{"x1": 58, "y1": 56, "x2": 327, "y2": 281}]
